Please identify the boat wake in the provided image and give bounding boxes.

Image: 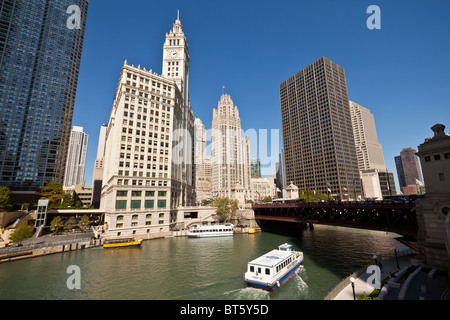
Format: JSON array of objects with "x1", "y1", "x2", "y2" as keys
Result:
[
  {"x1": 222, "y1": 287, "x2": 271, "y2": 300},
  {"x1": 293, "y1": 267, "x2": 308, "y2": 294}
]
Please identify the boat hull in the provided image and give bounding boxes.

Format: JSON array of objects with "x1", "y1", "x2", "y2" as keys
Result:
[
  {"x1": 187, "y1": 233, "x2": 233, "y2": 238},
  {"x1": 245, "y1": 259, "x2": 303, "y2": 291},
  {"x1": 103, "y1": 240, "x2": 143, "y2": 249}
]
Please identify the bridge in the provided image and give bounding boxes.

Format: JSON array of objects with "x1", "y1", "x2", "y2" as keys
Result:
[{"x1": 252, "y1": 201, "x2": 418, "y2": 238}]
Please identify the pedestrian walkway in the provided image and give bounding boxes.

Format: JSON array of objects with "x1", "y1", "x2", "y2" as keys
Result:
[
  {"x1": 333, "y1": 255, "x2": 411, "y2": 300},
  {"x1": 332, "y1": 254, "x2": 450, "y2": 300}
]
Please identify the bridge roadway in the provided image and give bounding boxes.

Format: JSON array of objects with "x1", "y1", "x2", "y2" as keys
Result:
[{"x1": 252, "y1": 201, "x2": 418, "y2": 238}]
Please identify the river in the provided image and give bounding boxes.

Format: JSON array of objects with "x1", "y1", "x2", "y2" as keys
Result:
[{"x1": 0, "y1": 225, "x2": 409, "y2": 300}]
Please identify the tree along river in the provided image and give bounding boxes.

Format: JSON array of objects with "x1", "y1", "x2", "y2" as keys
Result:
[{"x1": 0, "y1": 225, "x2": 410, "y2": 300}]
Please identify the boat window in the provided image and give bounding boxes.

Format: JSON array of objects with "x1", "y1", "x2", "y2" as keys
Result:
[
  {"x1": 258, "y1": 268, "x2": 261, "y2": 274},
  {"x1": 265, "y1": 268, "x2": 270, "y2": 275},
  {"x1": 250, "y1": 266, "x2": 254, "y2": 272}
]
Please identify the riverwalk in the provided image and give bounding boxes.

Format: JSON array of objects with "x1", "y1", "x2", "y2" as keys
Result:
[{"x1": 330, "y1": 255, "x2": 450, "y2": 300}]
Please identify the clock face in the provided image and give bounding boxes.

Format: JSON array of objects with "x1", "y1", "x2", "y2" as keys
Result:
[{"x1": 169, "y1": 50, "x2": 178, "y2": 59}]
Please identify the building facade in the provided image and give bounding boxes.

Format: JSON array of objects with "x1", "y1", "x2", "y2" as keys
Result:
[
  {"x1": 101, "y1": 15, "x2": 194, "y2": 237},
  {"x1": 349, "y1": 101, "x2": 386, "y2": 171},
  {"x1": 0, "y1": 0, "x2": 89, "y2": 190},
  {"x1": 415, "y1": 124, "x2": 450, "y2": 270},
  {"x1": 395, "y1": 147, "x2": 424, "y2": 191},
  {"x1": 349, "y1": 101, "x2": 392, "y2": 199},
  {"x1": 63, "y1": 126, "x2": 88, "y2": 188},
  {"x1": 211, "y1": 94, "x2": 251, "y2": 202},
  {"x1": 91, "y1": 124, "x2": 107, "y2": 208},
  {"x1": 279, "y1": 57, "x2": 362, "y2": 200},
  {"x1": 251, "y1": 159, "x2": 261, "y2": 177}
]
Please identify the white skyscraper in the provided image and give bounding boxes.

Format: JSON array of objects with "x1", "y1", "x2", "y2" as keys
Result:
[
  {"x1": 101, "y1": 14, "x2": 194, "y2": 237},
  {"x1": 211, "y1": 94, "x2": 251, "y2": 202},
  {"x1": 349, "y1": 101, "x2": 386, "y2": 171},
  {"x1": 63, "y1": 126, "x2": 88, "y2": 188},
  {"x1": 349, "y1": 101, "x2": 388, "y2": 199}
]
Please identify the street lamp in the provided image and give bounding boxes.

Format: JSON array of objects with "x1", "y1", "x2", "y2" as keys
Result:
[
  {"x1": 373, "y1": 254, "x2": 378, "y2": 266},
  {"x1": 394, "y1": 246, "x2": 400, "y2": 269},
  {"x1": 350, "y1": 277, "x2": 356, "y2": 300}
]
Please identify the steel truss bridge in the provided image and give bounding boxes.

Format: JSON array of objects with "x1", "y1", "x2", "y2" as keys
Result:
[{"x1": 252, "y1": 201, "x2": 418, "y2": 238}]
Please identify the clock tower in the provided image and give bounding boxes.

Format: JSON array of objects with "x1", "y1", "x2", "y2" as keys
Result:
[{"x1": 162, "y1": 11, "x2": 190, "y2": 106}]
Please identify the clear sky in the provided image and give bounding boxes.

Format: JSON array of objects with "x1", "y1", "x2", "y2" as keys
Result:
[{"x1": 73, "y1": 0, "x2": 450, "y2": 189}]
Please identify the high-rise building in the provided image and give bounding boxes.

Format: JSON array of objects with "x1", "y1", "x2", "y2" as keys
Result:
[
  {"x1": 349, "y1": 101, "x2": 393, "y2": 199},
  {"x1": 63, "y1": 126, "x2": 88, "y2": 188},
  {"x1": 194, "y1": 118, "x2": 206, "y2": 165},
  {"x1": 349, "y1": 101, "x2": 385, "y2": 171},
  {"x1": 194, "y1": 118, "x2": 212, "y2": 202},
  {"x1": 0, "y1": 0, "x2": 89, "y2": 191},
  {"x1": 251, "y1": 159, "x2": 261, "y2": 177},
  {"x1": 211, "y1": 94, "x2": 251, "y2": 202},
  {"x1": 100, "y1": 15, "x2": 194, "y2": 237},
  {"x1": 395, "y1": 147, "x2": 423, "y2": 191},
  {"x1": 91, "y1": 124, "x2": 107, "y2": 208},
  {"x1": 279, "y1": 57, "x2": 362, "y2": 200},
  {"x1": 276, "y1": 149, "x2": 287, "y2": 192}
]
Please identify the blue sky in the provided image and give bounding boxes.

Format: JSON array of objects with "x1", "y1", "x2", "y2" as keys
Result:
[{"x1": 73, "y1": 0, "x2": 450, "y2": 188}]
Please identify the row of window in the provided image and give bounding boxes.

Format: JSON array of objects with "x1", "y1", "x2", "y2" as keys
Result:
[
  {"x1": 117, "y1": 190, "x2": 166, "y2": 197},
  {"x1": 424, "y1": 153, "x2": 450, "y2": 162},
  {"x1": 115, "y1": 199, "x2": 166, "y2": 210}
]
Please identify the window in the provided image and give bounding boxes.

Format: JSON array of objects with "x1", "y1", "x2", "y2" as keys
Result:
[
  {"x1": 145, "y1": 200, "x2": 154, "y2": 209},
  {"x1": 425, "y1": 156, "x2": 431, "y2": 162},
  {"x1": 116, "y1": 200, "x2": 127, "y2": 210},
  {"x1": 434, "y1": 154, "x2": 441, "y2": 161},
  {"x1": 250, "y1": 266, "x2": 254, "y2": 272},
  {"x1": 146, "y1": 191, "x2": 155, "y2": 197},
  {"x1": 158, "y1": 200, "x2": 166, "y2": 208},
  {"x1": 132, "y1": 191, "x2": 142, "y2": 197},
  {"x1": 131, "y1": 200, "x2": 141, "y2": 209},
  {"x1": 444, "y1": 153, "x2": 450, "y2": 159},
  {"x1": 265, "y1": 268, "x2": 270, "y2": 275},
  {"x1": 439, "y1": 173, "x2": 445, "y2": 181},
  {"x1": 117, "y1": 190, "x2": 127, "y2": 197},
  {"x1": 132, "y1": 215, "x2": 138, "y2": 220},
  {"x1": 158, "y1": 191, "x2": 167, "y2": 197}
]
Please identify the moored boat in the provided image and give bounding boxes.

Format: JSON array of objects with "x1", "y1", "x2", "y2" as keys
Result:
[
  {"x1": 103, "y1": 237, "x2": 143, "y2": 249},
  {"x1": 187, "y1": 223, "x2": 234, "y2": 238},
  {"x1": 244, "y1": 243, "x2": 303, "y2": 291}
]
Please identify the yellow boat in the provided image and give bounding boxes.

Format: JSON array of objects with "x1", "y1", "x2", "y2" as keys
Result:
[{"x1": 103, "y1": 237, "x2": 143, "y2": 249}]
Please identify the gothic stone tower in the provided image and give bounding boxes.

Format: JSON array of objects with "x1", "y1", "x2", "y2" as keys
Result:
[{"x1": 415, "y1": 124, "x2": 450, "y2": 272}]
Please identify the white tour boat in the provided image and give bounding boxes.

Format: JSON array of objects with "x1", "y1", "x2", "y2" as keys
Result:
[
  {"x1": 187, "y1": 223, "x2": 234, "y2": 238},
  {"x1": 244, "y1": 243, "x2": 303, "y2": 291}
]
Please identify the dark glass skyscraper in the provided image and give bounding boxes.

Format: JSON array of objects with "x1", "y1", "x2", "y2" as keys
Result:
[
  {"x1": 0, "y1": 0, "x2": 89, "y2": 190},
  {"x1": 279, "y1": 57, "x2": 362, "y2": 200}
]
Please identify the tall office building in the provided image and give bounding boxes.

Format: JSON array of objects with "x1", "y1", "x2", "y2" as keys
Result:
[
  {"x1": 349, "y1": 101, "x2": 385, "y2": 171},
  {"x1": 194, "y1": 117, "x2": 212, "y2": 202},
  {"x1": 250, "y1": 159, "x2": 261, "y2": 177},
  {"x1": 211, "y1": 94, "x2": 251, "y2": 202},
  {"x1": 0, "y1": 0, "x2": 89, "y2": 191},
  {"x1": 349, "y1": 101, "x2": 393, "y2": 199},
  {"x1": 101, "y1": 15, "x2": 194, "y2": 237},
  {"x1": 279, "y1": 57, "x2": 362, "y2": 200},
  {"x1": 194, "y1": 118, "x2": 206, "y2": 165},
  {"x1": 63, "y1": 126, "x2": 88, "y2": 188},
  {"x1": 395, "y1": 147, "x2": 423, "y2": 191},
  {"x1": 91, "y1": 124, "x2": 107, "y2": 208}
]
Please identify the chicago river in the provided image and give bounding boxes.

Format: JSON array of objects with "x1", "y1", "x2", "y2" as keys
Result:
[{"x1": 0, "y1": 225, "x2": 408, "y2": 300}]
